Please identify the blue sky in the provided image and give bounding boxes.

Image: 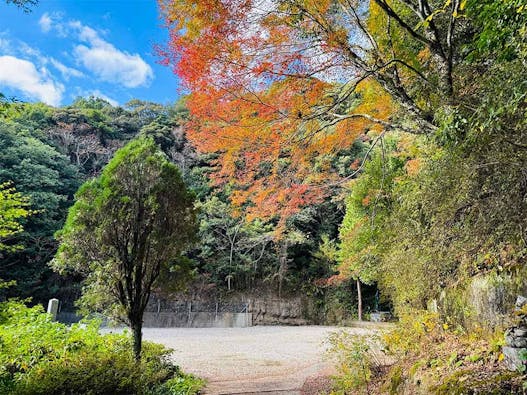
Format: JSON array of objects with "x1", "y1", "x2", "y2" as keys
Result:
[{"x1": 0, "y1": 0, "x2": 180, "y2": 107}]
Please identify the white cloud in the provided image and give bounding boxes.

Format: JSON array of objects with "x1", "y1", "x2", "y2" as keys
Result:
[
  {"x1": 37, "y1": 14, "x2": 153, "y2": 89},
  {"x1": 16, "y1": 42, "x2": 84, "y2": 81},
  {"x1": 0, "y1": 37, "x2": 11, "y2": 53},
  {"x1": 84, "y1": 89, "x2": 118, "y2": 106},
  {"x1": 75, "y1": 24, "x2": 101, "y2": 44},
  {"x1": 70, "y1": 22, "x2": 153, "y2": 88},
  {"x1": 49, "y1": 58, "x2": 84, "y2": 80},
  {"x1": 74, "y1": 44, "x2": 152, "y2": 88},
  {"x1": 38, "y1": 12, "x2": 67, "y2": 36},
  {"x1": 19, "y1": 42, "x2": 42, "y2": 58},
  {"x1": 38, "y1": 13, "x2": 52, "y2": 33},
  {"x1": 0, "y1": 55, "x2": 64, "y2": 106}
]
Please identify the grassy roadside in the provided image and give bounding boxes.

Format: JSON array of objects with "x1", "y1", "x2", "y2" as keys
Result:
[{"x1": 326, "y1": 313, "x2": 526, "y2": 394}]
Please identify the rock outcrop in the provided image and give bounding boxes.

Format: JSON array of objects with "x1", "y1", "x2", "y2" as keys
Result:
[{"x1": 503, "y1": 295, "x2": 527, "y2": 371}]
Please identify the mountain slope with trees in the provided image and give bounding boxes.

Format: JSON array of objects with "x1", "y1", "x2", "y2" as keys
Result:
[
  {"x1": 160, "y1": 0, "x2": 527, "y2": 391},
  {"x1": 0, "y1": 97, "x2": 356, "y2": 319},
  {"x1": 1, "y1": 0, "x2": 526, "y2": 391}
]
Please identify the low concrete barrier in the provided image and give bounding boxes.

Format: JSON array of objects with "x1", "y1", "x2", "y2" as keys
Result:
[
  {"x1": 57, "y1": 311, "x2": 252, "y2": 328},
  {"x1": 142, "y1": 311, "x2": 252, "y2": 328}
]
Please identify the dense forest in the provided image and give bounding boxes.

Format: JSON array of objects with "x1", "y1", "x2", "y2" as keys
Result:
[
  {"x1": 1, "y1": 0, "x2": 527, "y2": 393},
  {"x1": 158, "y1": 0, "x2": 526, "y2": 391},
  {"x1": 0, "y1": 96, "x2": 363, "y2": 316}
]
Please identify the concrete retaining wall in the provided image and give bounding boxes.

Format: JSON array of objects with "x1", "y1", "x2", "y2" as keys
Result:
[
  {"x1": 142, "y1": 312, "x2": 252, "y2": 328},
  {"x1": 56, "y1": 311, "x2": 252, "y2": 328},
  {"x1": 249, "y1": 297, "x2": 312, "y2": 325},
  {"x1": 56, "y1": 311, "x2": 82, "y2": 324}
]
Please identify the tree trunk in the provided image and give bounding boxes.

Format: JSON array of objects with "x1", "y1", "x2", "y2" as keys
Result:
[
  {"x1": 278, "y1": 240, "x2": 288, "y2": 299},
  {"x1": 131, "y1": 318, "x2": 143, "y2": 362},
  {"x1": 357, "y1": 278, "x2": 363, "y2": 321}
]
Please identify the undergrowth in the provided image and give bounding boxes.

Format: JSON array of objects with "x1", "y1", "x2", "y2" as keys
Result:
[
  {"x1": 328, "y1": 312, "x2": 526, "y2": 394},
  {"x1": 0, "y1": 299, "x2": 204, "y2": 395}
]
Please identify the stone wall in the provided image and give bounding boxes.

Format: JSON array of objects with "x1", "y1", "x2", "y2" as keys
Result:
[
  {"x1": 146, "y1": 291, "x2": 319, "y2": 327},
  {"x1": 249, "y1": 297, "x2": 313, "y2": 325},
  {"x1": 437, "y1": 267, "x2": 527, "y2": 330},
  {"x1": 145, "y1": 293, "x2": 320, "y2": 327},
  {"x1": 57, "y1": 292, "x2": 317, "y2": 328}
]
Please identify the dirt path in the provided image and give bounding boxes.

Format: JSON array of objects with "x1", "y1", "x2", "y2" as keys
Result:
[{"x1": 141, "y1": 326, "x2": 377, "y2": 395}]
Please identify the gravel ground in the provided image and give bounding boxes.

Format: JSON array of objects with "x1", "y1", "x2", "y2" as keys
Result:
[{"x1": 137, "y1": 326, "x2": 375, "y2": 395}]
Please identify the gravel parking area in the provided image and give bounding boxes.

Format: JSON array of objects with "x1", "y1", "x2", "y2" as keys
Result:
[{"x1": 140, "y1": 326, "x2": 375, "y2": 394}]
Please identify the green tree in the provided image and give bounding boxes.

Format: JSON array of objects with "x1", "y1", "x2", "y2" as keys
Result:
[
  {"x1": 0, "y1": 121, "x2": 79, "y2": 300},
  {"x1": 466, "y1": 0, "x2": 527, "y2": 61},
  {"x1": 0, "y1": 182, "x2": 31, "y2": 252},
  {"x1": 52, "y1": 137, "x2": 198, "y2": 360},
  {"x1": 196, "y1": 196, "x2": 274, "y2": 290},
  {"x1": 339, "y1": 141, "x2": 406, "y2": 320}
]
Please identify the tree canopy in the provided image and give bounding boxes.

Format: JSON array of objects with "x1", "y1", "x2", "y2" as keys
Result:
[
  {"x1": 0, "y1": 182, "x2": 32, "y2": 252},
  {"x1": 52, "y1": 137, "x2": 198, "y2": 359},
  {"x1": 158, "y1": 0, "x2": 496, "y2": 221}
]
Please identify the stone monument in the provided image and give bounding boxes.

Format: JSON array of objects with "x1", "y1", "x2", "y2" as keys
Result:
[{"x1": 47, "y1": 298, "x2": 59, "y2": 321}]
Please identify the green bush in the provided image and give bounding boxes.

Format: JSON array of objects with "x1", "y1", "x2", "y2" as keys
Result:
[
  {"x1": 322, "y1": 284, "x2": 357, "y2": 325},
  {"x1": 0, "y1": 300, "x2": 203, "y2": 395},
  {"x1": 326, "y1": 331, "x2": 388, "y2": 394},
  {"x1": 155, "y1": 375, "x2": 206, "y2": 395}
]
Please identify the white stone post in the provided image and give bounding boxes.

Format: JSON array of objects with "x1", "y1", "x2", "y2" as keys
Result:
[{"x1": 47, "y1": 298, "x2": 59, "y2": 321}]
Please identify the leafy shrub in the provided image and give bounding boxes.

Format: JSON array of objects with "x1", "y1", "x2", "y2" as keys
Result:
[
  {"x1": 155, "y1": 375, "x2": 206, "y2": 395},
  {"x1": 326, "y1": 331, "x2": 388, "y2": 394},
  {"x1": 0, "y1": 300, "x2": 203, "y2": 394},
  {"x1": 381, "y1": 311, "x2": 440, "y2": 357},
  {"x1": 322, "y1": 283, "x2": 358, "y2": 325}
]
